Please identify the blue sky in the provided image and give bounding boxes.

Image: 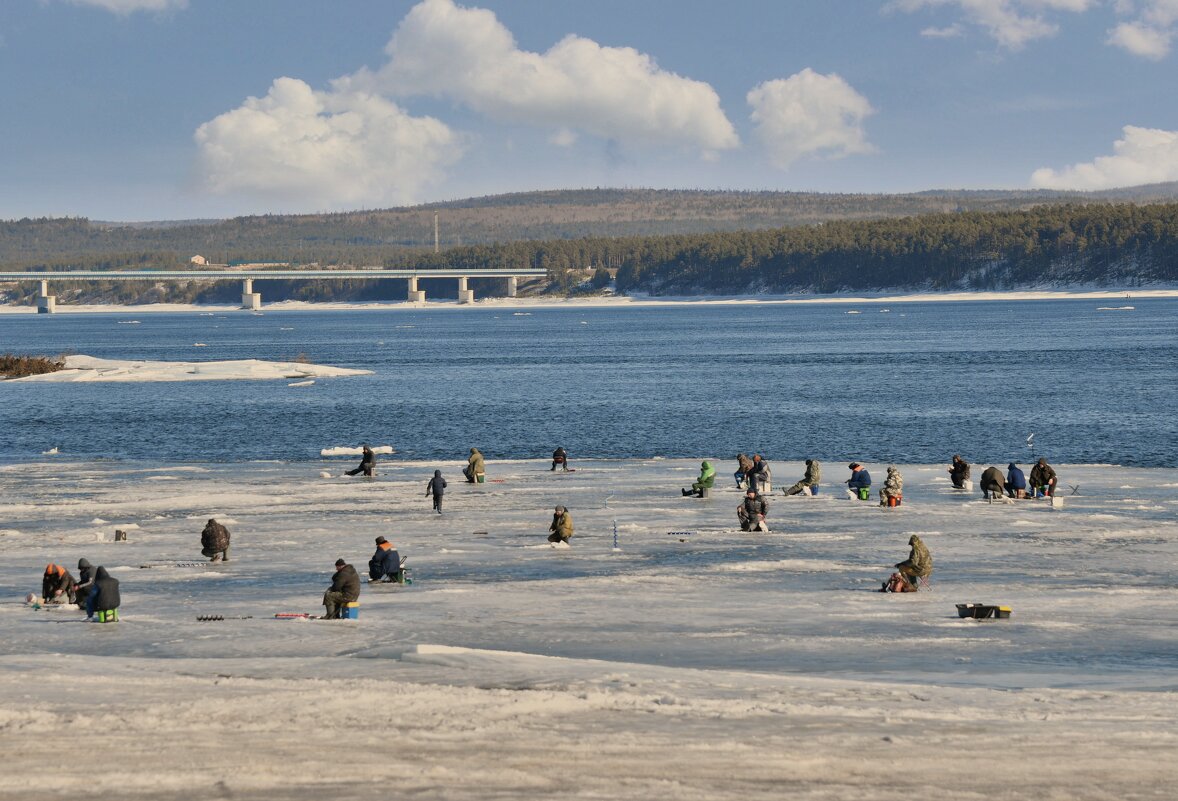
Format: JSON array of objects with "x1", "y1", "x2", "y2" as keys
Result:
[{"x1": 1, "y1": 0, "x2": 1175, "y2": 221}]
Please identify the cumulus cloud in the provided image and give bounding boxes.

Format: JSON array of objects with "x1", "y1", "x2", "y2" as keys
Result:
[
  {"x1": 746, "y1": 69, "x2": 875, "y2": 170},
  {"x1": 194, "y1": 77, "x2": 462, "y2": 209},
  {"x1": 891, "y1": 0, "x2": 1093, "y2": 49},
  {"x1": 1030, "y1": 125, "x2": 1178, "y2": 189},
  {"x1": 1108, "y1": 0, "x2": 1178, "y2": 58},
  {"x1": 352, "y1": 0, "x2": 738, "y2": 154},
  {"x1": 66, "y1": 0, "x2": 187, "y2": 12}
]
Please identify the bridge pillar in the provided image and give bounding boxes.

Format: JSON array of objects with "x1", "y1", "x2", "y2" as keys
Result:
[
  {"x1": 36, "y1": 280, "x2": 56, "y2": 314},
  {"x1": 457, "y1": 276, "x2": 474, "y2": 304},
  {"x1": 506, "y1": 276, "x2": 518, "y2": 298},
  {"x1": 407, "y1": 276, "x2": 425, "y2": 303},
  {"x1": 241, "y1": 278, "x2": 261, "y2": 310}
]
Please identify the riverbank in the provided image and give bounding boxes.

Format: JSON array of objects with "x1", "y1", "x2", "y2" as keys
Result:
[{"x1": 0, "y1": 286, "x2": 1175, "y2": 314}]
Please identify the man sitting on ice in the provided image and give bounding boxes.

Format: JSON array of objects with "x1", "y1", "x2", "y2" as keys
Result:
[
  {"x1": 784, "y1": 459, "x2": 821, "y2": 496},
  {"x1": 737, "y1": 490, "x2": 770, "y2": 532},
  {"x1": 980, "y1": 466, "x2": 1005, "y2": 501},
  {"x1": 1005, "y1": 462, "x2": 1028, "y2": 498},
  {"x1": 368, "y1": 536, "x2": 404, "y2": 583},
  {"x1": 41, "y1": 563, "x2": 77, "y2": 605},
  {"x1": 882, "y1": 535, "x2": 932, "y2": 592},
  {"x1": 846, "y1": 463, "x2": 872, "y2": 498}
]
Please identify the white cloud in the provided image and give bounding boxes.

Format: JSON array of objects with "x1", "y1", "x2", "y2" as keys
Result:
[
  {"x1": 747, "y1": 69, "x2": 875, "y2": 170},
  {"x1": 354, "y1": 0, "x2": 738, "y2": 154},
  {"x1": 1030, "y1": 125, "x2": 1178, "y2": 189},
  {"x1": 1107, "y1": 0, "x2": 1178, "y2": 58},
  {"x1": 66, "y1": 0, "x2": 187, "y2": 12},
  {"x1": 194, "y1": 77, "x2": 463, "y2": 209},
  {"x1": 921, "y1": 23, "x2": 965, "y2": 37},
  {"x1": 891, "y1": 0, "x2": 1093, "y2": 49}
]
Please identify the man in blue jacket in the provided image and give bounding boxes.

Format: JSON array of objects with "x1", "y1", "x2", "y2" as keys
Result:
[
  {"x1": 368, "y1": 537, "x2": 404, "y2": 583},
  {"x1": 1005, "y1": 463, "x2": 1028, "y2": 498},
  {"x1": 846, "y1": 463, "x2": 872, "y2": 499}
]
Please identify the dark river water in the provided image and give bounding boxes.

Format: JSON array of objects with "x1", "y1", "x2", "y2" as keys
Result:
[{"x1": 1, "y1": 298, "x2": 1174, "y2": 466}]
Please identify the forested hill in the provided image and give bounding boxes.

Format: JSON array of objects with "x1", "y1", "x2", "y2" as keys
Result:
[
  {"x1": 4, "y1": 184, "x2": 1178, "y2": 270},
  {"x1": 405, "y1": 202, "x2": 1178, "y2": 295}
]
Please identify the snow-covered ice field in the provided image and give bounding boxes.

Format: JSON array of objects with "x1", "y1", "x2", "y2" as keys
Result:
[{"x1": 2, "y1": 458, "x2": 1176, "y2": 800}]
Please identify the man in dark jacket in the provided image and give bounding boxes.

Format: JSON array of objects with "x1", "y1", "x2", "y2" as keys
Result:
[
  {"x1": 368, "y1": 536, "x2": 403, "y2": 583},
  {"x1": 88, "y1": 566, "x2": 120, "y2": 620},
  {"x1": 748, "y1": 454, "x2": 771, "y2": 494},
  {"x1": 949, "y1": 455, "x2": 971, "y2": 489},
  {"x1": 42, "y1": 564, "x2": 77, "y2": 604},
  {"x1": 1005, "y1": 463, "x2": 1028, "y2": 498},
  {"x1": 737, "y1": 490, "x2": 770, "y2": 532},
  {"x1": 75, "y1": 558, "x2": 98, "y2": 602},
  {"x1": 426, "y1": 469, "x2": 447, "y2": 514},
  {"x1": 846, "y1": 463, "x2": 872, "y2": 499},
  {"x1": 323, "y1": 559, "x2": 361, "y2": 619},
  {"x1": 1029, "y1": 458, "x2": 1058, "y2": 497},
  {"x1": 784, "y1": 459, "x2": 821, "y2": 496},
  {"x1": 200, "y1": 518, "x2": 231, "y2": 562},
  {"x1": 345, "y1": 445, "x2": 376, "y2": 477},
  {"x1": 735, "y1": 453, "x2": 754, "y2": 488},
  {"x1": 551, "y1": 447, "x2": 569, "y2": 472},
  {"x1": 980, "y1": 466, "x2": 1005, "y2": 500}
]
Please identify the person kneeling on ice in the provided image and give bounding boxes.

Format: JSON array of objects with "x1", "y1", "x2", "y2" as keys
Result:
[
  {"x1": 551, "y1": 447, "x2": 569, "y2": 472},
  {"x1": 1030, "y1": 457, "x2": 1058, "y2": 497},
  {"x1": 1005, "y1": 462, "x2": 1027, "y2": 498},
  {"x1": 682, "y1": 460, "x2": 715, "y2": 497},
  {"x1": 463, "y1": 447, "x2": 485, "y2": 483},
  {"x1": 882, "y1": 535, "x2": 933, "y2": 592},
  {"x1": 426, "y1": 469, "x2": 447, "y2": 514},
  {"x1": 548, "y1": 506, "x2": 574, "y2": 544},
  {"x1": 949, "y1": 454, "x2": 971, "y2": 489},
  {"x1": 200, "y1": 518, "x2": 231, "y2": 562},
  {"x1": 87, "y1": 566, "x2": 120, "y2": 620},
  {"x1": 846, "y1": 463, "x2": 872, "y2": 498},
  {"x1": 879, "y1": 466, "x2": 903, "y2": 507},
  {"x1": 42, "y1": 563, "x2": 77, "y2": 605},
  {"x1": 323, "y1": 558, "x2": 361, "y2": 619},
  {"x1": 368, "y1": 536, "x2": 404, "y2": 583},
  {"x1": 784, "y1": 459, "x2": 821, "y2": 496},
  {"x1": 980, "y1": 466, "x2": 1005, "y2": 500},
  {"x1": 737, "y1": 490, "x2": 770, "y2": 532},
  {"x1": 345, "y1": 445, "x2": 376, "y2": 477}
]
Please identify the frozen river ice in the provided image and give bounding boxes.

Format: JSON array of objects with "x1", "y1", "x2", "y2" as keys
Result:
[{"x1": 1, "y1": 457, "x2": 1175, "y2": 799}]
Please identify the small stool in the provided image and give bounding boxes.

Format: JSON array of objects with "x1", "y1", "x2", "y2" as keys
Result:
[
  {"x1": 887, "y1": 495, "x2": 902, "y2": 508},
  {"x1": 342, "y1": 602, "x2": 360, "y2": 620},
  {"x1": 699, "y1": 487, "x2": 710, "y2": 498},
  {"x1": 94, "y1": 609, "x2": 119, "y2": 623},
  {"x1": 475, "y1": 473, "x2": 485, "y2": 484},
  {"x1": 857, "y1": 487, "x2": 871, "y2": 501}
]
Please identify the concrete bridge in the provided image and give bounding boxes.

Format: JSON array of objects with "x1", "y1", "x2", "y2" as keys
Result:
[{"x1": 0, "y1": 269, "x2": 548, "y2": 312}]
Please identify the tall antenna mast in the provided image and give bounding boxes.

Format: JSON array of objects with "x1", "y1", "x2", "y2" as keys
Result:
[{"x1": 434, "y1": 212, "x2": 439, "y2": 254}]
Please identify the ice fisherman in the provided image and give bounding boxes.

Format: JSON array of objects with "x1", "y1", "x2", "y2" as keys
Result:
[
  {"x1": 846, "y1": 463, "x2": 872, "y2": 497},
  {"x1": 345, "y1": 445, "x2": 376, "y2": 477},
  {"x1": 426, "y1": 469, "x2": 447, "y2": 514},
  {"x1": 87, "y1": 566, "x2": 120, "y2": 620},
  {"x1": 41, "y1": 563, "x2": 77, "y2": 605},
  {"x1": 748, "y1": 454, "x2": 771, "y2": 494},
  {"x1": 734, "y1": 453, "x2": 753, "y2": 488},
  {"x1": 879, "y1": 466, "x2": 904, "y2": 507},
  {"x1": 75, "y1": 558, "x2": 98, "y2": 602},
  {"x1": 784, "y1": 459, "x2": 821, "y2": 496},
  {"x1": 200, "y1": 518, "x2": 231, "y2": 562},
  {"x1": 322, "y1": 558, "x2": 361, "y2": 619},
  {"x1": 980, "y1": 466, "x2": 1005, "y2": 500},
  {"x1": 368, "y1": 536, "x2": 404, "y2": 583},
  {"x1": 1005, "y1": 463, "x2": 1028, "y2": 498},
  {"x1": 1029, "y1": 458, "x2": 1058, "y2": 497},
  {"x1": 949, "y1": 455, "x2": 971, "y2": 489},
  {"x1": 551, "y1": 447, "x2": 569, "y2": 472},
  {"x1": 463, "y1": 447, "x2": 485, "y2": 483},
  {"x1": 737, "y1": 490, "x2": 770, "y2": 532},
  {"x1": 682, "y1": 460, "x2": 716, "y2": 497},
  {"x1": 548, "y1": 506, "x2": 574, "y2": 543},
  {"x1": 882, "y1": 535, "x2": 932, "y2": 592}
]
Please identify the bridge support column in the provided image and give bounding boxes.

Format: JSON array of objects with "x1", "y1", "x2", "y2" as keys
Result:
[
  {"x1": 36, "y1": 280, "x2": 56, "y2": 314},
  {"x1": 241, "y1": 278, "x2": 261, "y2": 310},
  {"x1": 457, "y1": 276, "x2": 474, "y2": 305},
  {"x1": 407, "y1": 276, "x2": 425, "y2": 303},
  {"x1": 506, "y1": 276, "x2": 518, "y2": 298}
]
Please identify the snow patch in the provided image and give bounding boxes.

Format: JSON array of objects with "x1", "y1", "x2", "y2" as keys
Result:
[
  {"x1": 320, "y1": 445, "x2": 395, "y2": 456},
  {"x1": 11, "y1": 355, "x2": 371, "y2": 383}
]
